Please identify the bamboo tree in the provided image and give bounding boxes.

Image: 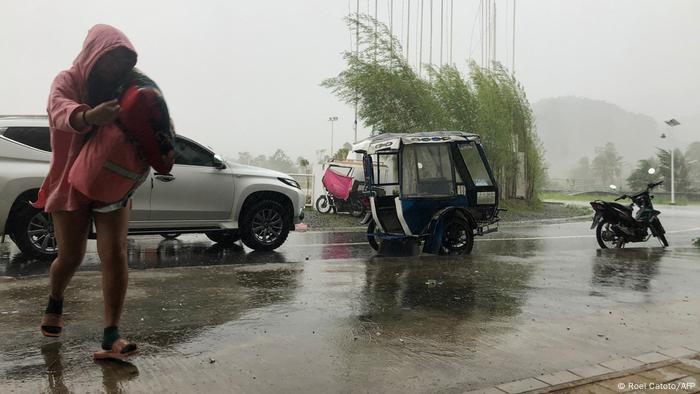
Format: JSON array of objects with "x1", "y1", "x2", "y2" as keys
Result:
[{"x1": 324, "y1": 15, "x2": 546, "y2": 200}]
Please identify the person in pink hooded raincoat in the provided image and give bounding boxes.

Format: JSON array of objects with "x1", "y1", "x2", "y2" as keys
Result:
[{"x1": 36, "y1": 24, "x2": 146, "y2": 360}]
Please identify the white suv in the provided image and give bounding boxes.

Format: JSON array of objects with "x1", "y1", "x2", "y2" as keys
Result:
[{"x1": 0, "y1": 115, "x2": 305, "y2": 258}]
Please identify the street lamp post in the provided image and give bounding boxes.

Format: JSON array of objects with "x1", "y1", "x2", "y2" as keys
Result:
[
  {"x1": 661, "y1": 118, "x2": 681, "y2": 204},
  {"x1": 328, "y1": 116, "x2": 338, "y2": 158}
]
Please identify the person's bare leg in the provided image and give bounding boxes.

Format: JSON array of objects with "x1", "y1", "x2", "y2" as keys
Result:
[
  {"x1": 93, "y1": 206, "x2": 138, "y2": 356},
  {"x1": 41, "y1": 208, "x2": 91, "y2": 336},
  {"x1": 49, "y1": 210, "x2": 91, "y2": 298},
  {"x1": 93, "y1": 206, "x2": 130, "y2": 328}
]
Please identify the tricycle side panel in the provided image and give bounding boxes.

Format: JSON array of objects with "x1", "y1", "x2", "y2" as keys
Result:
[{"x1": 400, "y1": 196, "x2": 470, "y2": 236}]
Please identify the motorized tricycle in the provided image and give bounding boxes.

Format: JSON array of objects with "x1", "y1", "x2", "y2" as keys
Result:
[
  {"x1": 315, "y1": 164, "x2": 367, "y2": 217},
  {"x1": 353, "y1": 131, "x2": 501, "y2": 255}
]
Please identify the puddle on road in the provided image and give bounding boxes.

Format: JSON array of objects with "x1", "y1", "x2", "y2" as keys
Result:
[
  {"x1": 1, "y1": 231, "x2": 700, "y2": 392},
  {"x1": 591, "y1": 248, "x2": 664, "y2": 292}
]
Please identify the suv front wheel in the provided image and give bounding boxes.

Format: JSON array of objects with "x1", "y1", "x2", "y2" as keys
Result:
[
  {"x1": 10, "y1": 205, "x2": 58, "y2": 260},
  {"x1": 239, "y1": 199, "x2": 290, "y2": 251}
]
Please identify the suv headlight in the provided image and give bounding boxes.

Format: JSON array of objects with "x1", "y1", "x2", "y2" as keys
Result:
[{"x1": 278, "y1": 177, "x2": 301, "y2": 189}]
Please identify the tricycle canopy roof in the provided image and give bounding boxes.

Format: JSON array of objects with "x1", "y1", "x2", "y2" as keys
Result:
[{"x1": 352, "y1": 131, "x2": 481, "y2": 154}]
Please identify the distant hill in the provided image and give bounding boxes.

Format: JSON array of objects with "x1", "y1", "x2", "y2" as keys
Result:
[{"x1": 533, "y1": 97, "x2": 660, "y2": 178}]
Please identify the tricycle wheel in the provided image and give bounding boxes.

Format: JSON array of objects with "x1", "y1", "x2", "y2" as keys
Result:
[
  {"x1": 439, "y1": 216, "x2": 474, "y2": 255},
  {"x1": 367, "y1": 220, "x2": 379, "y2": 251}
]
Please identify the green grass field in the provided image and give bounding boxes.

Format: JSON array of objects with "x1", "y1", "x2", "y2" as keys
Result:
[
  {"x1": 498, "y1": 198, "x2": 591, "y2": 221},
  {"x1": 540, "y1": 192, "x2": 700, "y2": 206}
]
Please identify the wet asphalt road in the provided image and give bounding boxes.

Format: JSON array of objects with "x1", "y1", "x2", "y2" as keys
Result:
[{"x1": 1, "y1": 205, "x2": 699, "y2": 393}]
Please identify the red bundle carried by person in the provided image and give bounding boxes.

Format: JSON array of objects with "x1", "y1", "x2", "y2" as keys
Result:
[
  {"x1": 68, "y1": 69, "x2": 175, "y2": 204},
  {"x1": 117, "y1": 69, "x2": 175, "y2": 175}
]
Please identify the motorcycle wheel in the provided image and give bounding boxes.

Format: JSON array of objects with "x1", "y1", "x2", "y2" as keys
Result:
[
  {"x1": 596, "y1": 220, "x2": 625, "y2": 249},
  {"x1": 350, "y1": 199, "x2": 365, "y2": 217},
  {"x1": 651, "y1": 218, "x2": 669, "y2": 247},
  {"x1": 657, "y1": 233, "x2": 669, "y2": 247},
  {"x1": 315, "y1": 195, "x2": 333, "y2": 214}
]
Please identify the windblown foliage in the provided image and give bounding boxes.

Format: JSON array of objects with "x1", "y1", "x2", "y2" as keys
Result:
[
  {"x1": 323, "y1": 15, "x2": 545, "y2": 199},
  {"x1": 626, "y1": 158, "x2": 660, "y2": 191},
  {"x1": 591, "y1": 142, "x2": 623, "y2": 187},
  {"x1": 657, "y1": 148, "x2": 692, "y2": 193}
]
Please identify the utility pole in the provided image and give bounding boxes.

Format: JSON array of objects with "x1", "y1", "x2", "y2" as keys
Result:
[
  {"x1": 429, "y1": 0, "x2": 433, "y2": 66},
  {"x1": 481, "y1": 0, "x2": 484, "y2": 67},
  {"x1": 354, "y1": 0, "x2": 359, "y2": 142},
  {"x1": 390, "y1": 0, "x2": 394, "y2": 55},
  {"x1": 663, "y1": 118, "x2": 681, "y2": 204},
  {"x1": 491, "y1": 2, "x2": 497, "y2": 65},
  {"x1": 486, "y1": 0, "x2": 489, "y2": 67},
  {"x1": 512, "y1": 0, "x2": 516, "y2": 73},
  {"x1": 419, "y1": 0, "x2": 424, "y2": 75},
  {"x1": 374, "y1": 0, "x2": 378, "y2": 62},
  {"x1": 672, "y1": 147, "x2": 675, "y2": 204},
  {"x1": 449, "y1": 0, "x2": 453, "y2": 64},
  {"x1": 440, "y1": 0, "x2": 443, "y2": 66},
  {"x1": 407, "y1": 0, "x2": 411, "y2": 63},
  {"x1": 329, "y1": 116, "x2": 338, "y2": 156}
]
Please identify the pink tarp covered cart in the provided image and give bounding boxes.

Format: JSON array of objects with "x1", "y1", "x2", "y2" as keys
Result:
[{"x1": 315, "y1": 164, "x2": 367, "y2": 217}]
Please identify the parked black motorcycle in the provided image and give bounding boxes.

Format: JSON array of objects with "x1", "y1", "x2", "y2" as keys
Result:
[{"x1": 589, "y1": 181, "x2": 668, "y2": 248}]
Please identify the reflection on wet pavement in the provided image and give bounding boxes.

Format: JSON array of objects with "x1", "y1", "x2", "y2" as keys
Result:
[
  {"x1": 0, "y1": 214, "x2": 699, "y2": 393},
  {"x1": 592, "y1": 248, "x2": 663, "y2": 292}
]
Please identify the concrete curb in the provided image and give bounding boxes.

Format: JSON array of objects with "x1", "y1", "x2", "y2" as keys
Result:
[{"x1": 465, "y1": 347, "x2": 700, "y2": 394}]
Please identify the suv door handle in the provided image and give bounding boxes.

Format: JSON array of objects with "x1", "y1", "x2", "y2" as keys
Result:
[{"x1": 154, "y1": 174, "x2": 175, "y2": 182}]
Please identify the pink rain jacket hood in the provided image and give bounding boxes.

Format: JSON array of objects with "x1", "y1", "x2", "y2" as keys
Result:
[{"x1": 34, "y1": 24, "x2": 146, "y2": 211}]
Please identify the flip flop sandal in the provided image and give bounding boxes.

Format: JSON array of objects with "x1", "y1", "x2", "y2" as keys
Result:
[
  {"x1": 40, "y1": 313, "x2": 64, "y2": 337},
  {"x1": 93, "y1": 338, "x2": 140, "y2": 361}
]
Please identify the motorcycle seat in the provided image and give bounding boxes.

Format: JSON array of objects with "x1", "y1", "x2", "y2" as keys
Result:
[{"x1": 606, "y1": 202, "x2": 633, "y2": 212}]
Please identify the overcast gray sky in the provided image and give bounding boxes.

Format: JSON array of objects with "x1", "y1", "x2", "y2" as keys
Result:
[{"x1": 1, "y1": 0, "x2": 698, "y2": 162}]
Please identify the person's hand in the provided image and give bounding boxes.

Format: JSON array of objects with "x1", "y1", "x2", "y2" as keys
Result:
[{"x1": 85, "y1": 99, "x2": 120, "y2": 126}]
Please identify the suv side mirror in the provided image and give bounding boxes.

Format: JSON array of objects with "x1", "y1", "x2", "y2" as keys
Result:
[{"x1": 213, "y1": 154, "x2": 226, "y2": 170}]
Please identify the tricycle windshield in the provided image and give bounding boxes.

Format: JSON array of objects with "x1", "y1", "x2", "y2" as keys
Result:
[
  {"x1": 401, "y1": 143, "x2": 455, "y2": 197},
  {"x1": 458, "y1": 142, "x2": 493, "y2": 187},
  {"x1": 370, "y1": 152, "x2": 400, "y2": 196}
]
